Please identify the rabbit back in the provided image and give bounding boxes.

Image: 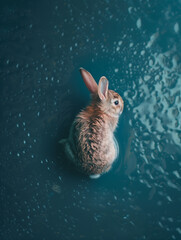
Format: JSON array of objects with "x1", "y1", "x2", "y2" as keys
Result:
[{"x1": 68, "y1": 112, "x2": 117, "y2": 175}]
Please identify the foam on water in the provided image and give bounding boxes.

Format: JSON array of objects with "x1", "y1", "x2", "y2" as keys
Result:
[
  {"x1": 134, "y1": 48, "x2": 181, "y2": 147},
  {"x1": 146, "y1": 32, "x2": 159, "y2": 48},
  {"x1": 122, "y1": 27, "x2": 181, "y2": 213}
]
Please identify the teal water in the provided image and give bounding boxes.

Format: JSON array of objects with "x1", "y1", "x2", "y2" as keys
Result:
[{"x1": 1, "y1": 0, "x2": 181, "y2": 239}]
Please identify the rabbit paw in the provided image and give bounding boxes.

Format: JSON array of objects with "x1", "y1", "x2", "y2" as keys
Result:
[{"x1": 89, "y1": 174, "x2": 101, "y2": 179}]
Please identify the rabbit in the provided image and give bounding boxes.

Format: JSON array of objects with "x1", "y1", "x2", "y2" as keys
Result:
[{"x1": 60, "y1": 68, "x2": 124, "y2": 179}]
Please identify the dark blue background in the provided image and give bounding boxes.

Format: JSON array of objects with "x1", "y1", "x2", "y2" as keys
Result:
[{"x1": 1, "y1": 0, "x2": 181, "y2": 239}]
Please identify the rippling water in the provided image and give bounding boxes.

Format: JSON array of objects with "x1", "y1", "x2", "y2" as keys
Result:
[{"x1": 1, "y1": 0, "x2": 181, "y2": 239}]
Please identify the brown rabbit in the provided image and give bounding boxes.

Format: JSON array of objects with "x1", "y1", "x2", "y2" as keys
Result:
[{"x1": 60, "y1": 68, "x2": 124, "y2": 179}]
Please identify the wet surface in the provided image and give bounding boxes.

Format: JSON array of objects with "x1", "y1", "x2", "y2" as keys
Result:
[{"x1": 1, "y1": 0, "x2": 181, "y2": 239}]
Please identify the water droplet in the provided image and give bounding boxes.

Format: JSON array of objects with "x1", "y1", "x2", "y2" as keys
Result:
[
  {"x1": 136, "y1": 18, "x2": 142, "y2": 29},
  {"x1": 174, "y1": 22, "x2": 179, "y2": 33}
]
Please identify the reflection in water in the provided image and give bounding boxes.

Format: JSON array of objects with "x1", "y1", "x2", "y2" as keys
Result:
[
  {"x1": 1, "y1": 0, "x2": 181, "y2": 239},
  {"x1": 124, "y1": 129, "x2": 137, "y2": 176}
]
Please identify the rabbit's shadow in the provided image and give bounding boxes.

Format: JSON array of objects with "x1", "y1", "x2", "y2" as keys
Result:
[{"x1": 54, "y1": 102, "x2": 89, "y2": 180}]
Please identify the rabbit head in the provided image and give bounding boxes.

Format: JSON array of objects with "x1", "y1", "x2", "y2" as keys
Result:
[{"x1": 80, "y1": 68, "x2": 124, "y2": 118}]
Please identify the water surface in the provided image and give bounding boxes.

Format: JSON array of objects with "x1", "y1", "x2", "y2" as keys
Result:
[{"x1": 1, "y1": 0, "x2": 181, "y2": 239}]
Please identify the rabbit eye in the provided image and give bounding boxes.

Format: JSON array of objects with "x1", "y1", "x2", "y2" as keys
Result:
[{"x1": 114, "y1": 100, "x2": 119, "y2": 105}]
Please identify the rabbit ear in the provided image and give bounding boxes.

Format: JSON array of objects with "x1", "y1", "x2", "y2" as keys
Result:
[
  {"x1": 79, "y1": 68, "x2": 98, "y2": 93},
  {"x1": 98, "y1": 77, "x2": 109, "y2": 101}
]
